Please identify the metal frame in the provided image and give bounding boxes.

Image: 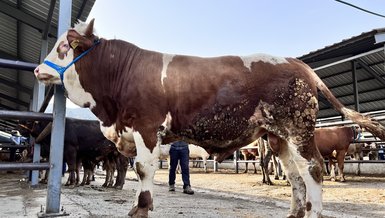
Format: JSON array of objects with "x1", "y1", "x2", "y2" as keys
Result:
[
  {"x1": 0, "y1": 1, "x2": 69, "y2": 214},
  {"x1": 40, "y1": 0, "x2": 70, "y2": 216}
]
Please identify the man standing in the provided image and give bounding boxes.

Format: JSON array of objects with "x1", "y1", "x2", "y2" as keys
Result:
[{"x1": 168, "y1": 141, "x2": 194, "y2": 195}]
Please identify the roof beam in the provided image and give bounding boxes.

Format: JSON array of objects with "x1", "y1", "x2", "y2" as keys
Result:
[
  {"x1": 0, "y1": 50, "x2": 18, "y2": 60},
  {"x1": 0, "y1": 1, "x2": 57, "y2": 38},
  {"x1": 76, "y1": 0, "x2": 88, "y2": 20},
  {"x1": 0, "y1": 103, "x2": 15, "y2": 110},
  {"x1": 0, "y1": 77, "x2": 32, "y2": 94},
  {"x1": 314, "y1": 47, "x2": 384, "y2": 71},
  {"x1": 0, "y1": 92, "x2": 29, "y2": 107},
  {"x1": 319, "y1": 60, "x2": 383, "y2": 80},
  {"x1": 42, "y1": 0, "x2": 57, "y2": 40},
  {"x1": 356, "y1": 59, "x2": 385, "y2": 87}
]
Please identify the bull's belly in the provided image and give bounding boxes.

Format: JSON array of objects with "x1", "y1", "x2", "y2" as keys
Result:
[{"x1": 177, "y1": 102, "x2": 255, "y2": 142}]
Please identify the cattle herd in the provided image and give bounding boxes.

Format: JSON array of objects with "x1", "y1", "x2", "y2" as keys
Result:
[
  {"x1": 2, "y1": 19, "x2": 385, "y2": 218},
  {"x1": 0, "y1": 117, "x2": 384, "y2": 217}
]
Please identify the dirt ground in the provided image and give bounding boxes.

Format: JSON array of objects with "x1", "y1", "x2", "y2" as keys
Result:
[{"x1": 1, "y1": 167, "x2": 384, "y2": 218}]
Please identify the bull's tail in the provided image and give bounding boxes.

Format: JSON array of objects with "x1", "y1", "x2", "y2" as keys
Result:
[{"x1": 308, "y1": 66, "x2": 385, "y2": 141}]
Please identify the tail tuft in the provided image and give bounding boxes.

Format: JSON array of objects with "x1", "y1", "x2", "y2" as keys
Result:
[{"x1": 341, "y1": 107, "x2": 385, "y2": 140}]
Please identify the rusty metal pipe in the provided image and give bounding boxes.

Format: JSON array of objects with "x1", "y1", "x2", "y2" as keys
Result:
[
  {"x1": 35, "y1": 122, "x2": 52, "y2": 143},
  {"x1": 0, "y1": 162, "x2": 50, "y2": 171}
]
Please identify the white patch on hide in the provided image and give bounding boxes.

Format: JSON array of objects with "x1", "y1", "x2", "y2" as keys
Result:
[
  {"x1": 73, "y1": 20, "x2": 98, "y2": 36},
  {"x1": 278, "y1": 140, "x2": 306, "y2": 215},
  {"x1": 99, "y1": 123, "x2": 136, "y2": 157},
  {"x1": 35, "y1": 32, "x2": 73, "y2": 85},
  {"x1": 161, "y1": 54, "x2": 174, "y2": 88},
  {"x1": 241, "y1": 54, "x2": 288, "y2": 70},
  {"x1": 287, "y1": 141, "x2": 323, "y2": 218},
  {"x1": 64, "y1": 69, "x2": 97, "y2": 108},
  {"x1": 132, "y1": 131, "x2": 160, "y2": 206},
  {"x1": 161, "y1": 112, "x2": 172, "y2": 130}
]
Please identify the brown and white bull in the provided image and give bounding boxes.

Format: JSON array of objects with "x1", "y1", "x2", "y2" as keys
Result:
[
  {"x1": 33, "y1": 19, "x2": 385, "y2": 218},
  {"x1": 315, "y1": 126, "x2": 361, "y2": 182}
]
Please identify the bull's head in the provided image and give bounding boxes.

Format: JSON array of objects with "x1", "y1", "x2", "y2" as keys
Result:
[
  {"x1": 34, "y1": 19, "x2": 98, "y2": 86},
  {"x1": 34, "y1": 19, "x2": 99, "y2": 108}
]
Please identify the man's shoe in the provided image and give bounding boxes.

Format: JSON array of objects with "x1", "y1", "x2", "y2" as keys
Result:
[
  {"x1": 169, "y1": 184, "x2": 175, "y2": 192},
  {"x1": 183, "y1": 186, "x2": 194, "y2": 195}
]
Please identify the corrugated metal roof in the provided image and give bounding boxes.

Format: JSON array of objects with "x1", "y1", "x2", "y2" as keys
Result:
[
  {"x1": 0, "y1": 0, "x2": 95, "y2": 132},
  {"x1": 299, "y1": 29, "x2": 385, "y2": 120}
]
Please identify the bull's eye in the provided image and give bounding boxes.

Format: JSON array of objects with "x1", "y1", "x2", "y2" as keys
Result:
[
  {"x1": 62, "y1": 43, "x2": 69, "y2": 49},
  {"x1": 56, "y1": 41, "x2": 69, "y2": 60}
]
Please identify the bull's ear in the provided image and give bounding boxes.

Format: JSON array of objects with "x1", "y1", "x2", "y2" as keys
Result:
[
  {"x1": 85, "y1": 18, "x2": 95, "y2": 37},
  {"x1": 67, "y1": 29, "x2": 82, "y2": 49}
]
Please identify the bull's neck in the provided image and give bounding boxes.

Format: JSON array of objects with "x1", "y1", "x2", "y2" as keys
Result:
[
  {"x1": 92, "y1": 39, "x2": 138, "y2": 77},
  {"x1": 73, "y1": 39, "x2": 149, "y2": 127},
  {"x1": 74, "y1": 38, "x2": 141, "y2": 91}
]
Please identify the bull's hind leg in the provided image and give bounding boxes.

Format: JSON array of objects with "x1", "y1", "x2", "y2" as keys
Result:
[
  {"x1": 279, "y1": 140, "x2": 307, "y2": 217},
  {"x1": 289, "y1": 141, "x2": 323, "y2": 218},
  {"x1": 128, "y1": 131, "x2": 159, "y2": 218}
]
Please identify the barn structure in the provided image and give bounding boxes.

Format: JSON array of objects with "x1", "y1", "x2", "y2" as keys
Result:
[
  {"x1": 0, "y1": 0, "x2": 384, "y2": 216},
  {"x1": 0, "y1": 0, "x2": 95, "y2": 216}
]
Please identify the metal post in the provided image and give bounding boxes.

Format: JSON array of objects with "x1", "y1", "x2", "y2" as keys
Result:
[
  {"x1": 352, "y1": 61, "x2": 359, "y2": 112},
  {"x1": 44, "y1": 0, "x2": 70, "y2": 215},
  {"x1": 31, "y1": 38, "x2": 48, "y2": 187},
  {"x1": 234, "y1": 150, "x2": 239, "y2": 173},
  {"x1": 213, "y1": 158, "x2": 218, "y2": 172},
  {"x1": 31, "y1": 140, "x2": 41, "y2": 185}
]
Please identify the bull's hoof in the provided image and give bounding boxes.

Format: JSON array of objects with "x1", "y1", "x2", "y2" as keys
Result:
[
  {"x1": 68, "y1": 184, "x2": 76, "y2": 189},
  {"x1": 85, "y1": 181, "x2": 91, "y2": 185},
  {"x1": 80, "y1": 182, "x2": 85, "y2": 186},
  {"x1": 262, "y1": 180, "x2": 274, "y2": 186},
  {"x1": 114, "y1": 185, "x2": 123, "y2": 190},
  {"x1": 102, "y1": 183, "x2": 107, "y2": 187},
  {"x1": 287, "y1": 209, "x2": 305, "y2": 218},
  {"x1": 128, "y1": 206, "x2": 149, "y2": 218},
  {"x1": 274, "y1": 176, "x2": 279, "y2": 180}
]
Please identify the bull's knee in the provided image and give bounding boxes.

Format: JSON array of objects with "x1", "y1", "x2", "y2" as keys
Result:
[
  {"x1": 308, "y1": 159, "x2": 322, "y2": 183},
  {"x1": 135, "y1": 162, "x2": 146, "y2": 180}
]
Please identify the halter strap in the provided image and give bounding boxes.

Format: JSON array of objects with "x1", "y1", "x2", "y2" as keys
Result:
[{"x1": 43, "y1": 39, "x2": 100, "y2": 85}]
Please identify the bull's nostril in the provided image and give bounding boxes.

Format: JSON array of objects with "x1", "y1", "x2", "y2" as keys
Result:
[{"x1": 34, "y1": 67, "x2": 39, "y2": 75}]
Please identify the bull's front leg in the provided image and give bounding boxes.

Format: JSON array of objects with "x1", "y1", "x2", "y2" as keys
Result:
[{"x1": 128, "y1": 131, "x2": 160, "y2": 218}]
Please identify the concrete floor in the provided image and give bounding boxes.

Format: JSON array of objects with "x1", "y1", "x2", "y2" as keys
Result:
[{"x1": 0, "y1": 170, "x2": 290, "y2": 218}]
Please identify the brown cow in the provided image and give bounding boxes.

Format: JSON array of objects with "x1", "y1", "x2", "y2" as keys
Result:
[
  {"x1": 315, "y1": 126, "x2": 361, "y2": 182},
  {"x1": 240, "y1": 137, "x2": 285, "y2": 185},
  {"x1": 33, "y1": 19, "x2": 385, "y2": 218}
]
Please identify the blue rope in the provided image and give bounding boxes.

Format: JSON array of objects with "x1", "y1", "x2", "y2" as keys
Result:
[{"x1": 43, "y1": 40, "x2": 100, "y2": 85}]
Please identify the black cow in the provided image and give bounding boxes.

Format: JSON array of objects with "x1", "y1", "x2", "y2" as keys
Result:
[{"x1": 18, "y1": 118, "x2": 128, "y2": 188}]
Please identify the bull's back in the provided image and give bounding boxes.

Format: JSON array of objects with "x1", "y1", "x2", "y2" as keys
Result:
[{"x1": 163, "y1": 55, "x2": 316, "y2": 142}]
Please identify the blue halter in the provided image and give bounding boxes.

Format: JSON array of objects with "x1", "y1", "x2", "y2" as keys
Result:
[{"x1": 43, "y1": 40, "x2": 100, "y2": 84}]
